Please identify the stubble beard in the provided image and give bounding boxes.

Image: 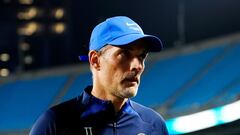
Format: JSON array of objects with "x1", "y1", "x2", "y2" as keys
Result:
[{"x1": 114, "y1": 84, "x2": 139, "y2": 99}]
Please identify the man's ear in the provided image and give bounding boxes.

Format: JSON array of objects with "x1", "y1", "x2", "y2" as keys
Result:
[{"x1": 88, "y1": 50, "x2": 100, "y2": 70}]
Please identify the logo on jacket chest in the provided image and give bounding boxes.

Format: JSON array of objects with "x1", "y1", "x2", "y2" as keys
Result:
[
  {"x1": 138, "y1": 133, "x2": 146, "y2": 135},
  {"x1": 83, "y1": 127, "x2": 146, "y2": 135},
  {"x1": 84, "y1": 127, "x2": 93, "y2": 135}
]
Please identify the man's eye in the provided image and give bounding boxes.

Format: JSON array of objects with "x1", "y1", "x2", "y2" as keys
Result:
[
  {"x1": 139, "y1": 53, "x2": 147, "y2": 59},
  {"x1": 120, "y1": 50, "x2": 130, "y2": 57}
]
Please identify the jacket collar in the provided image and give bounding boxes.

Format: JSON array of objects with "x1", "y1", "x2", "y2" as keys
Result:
[{"x1": 80, "y1": 86, "x2": 137, "y2": 118}]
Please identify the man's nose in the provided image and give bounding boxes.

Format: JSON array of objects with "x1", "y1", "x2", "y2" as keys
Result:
[{"x1": 130, "y1": 57, "x2": 144, "y2": 72}]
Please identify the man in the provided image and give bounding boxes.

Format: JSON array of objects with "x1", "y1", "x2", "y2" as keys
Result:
[{"x1": 30, "y1": 16, "x2": 169, "y2": 135}]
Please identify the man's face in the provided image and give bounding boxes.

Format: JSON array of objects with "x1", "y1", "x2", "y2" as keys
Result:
[{"x1": 97, "y1": 40, "x2": 148, "y2": 99}]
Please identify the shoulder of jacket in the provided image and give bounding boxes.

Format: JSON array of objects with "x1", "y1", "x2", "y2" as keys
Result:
[
  {"x1": 50, "y1": 96, "x2": 83, "y2": 118},
  {"x1": 130, "y1": 100, "x2": 165, "y2": 124}
]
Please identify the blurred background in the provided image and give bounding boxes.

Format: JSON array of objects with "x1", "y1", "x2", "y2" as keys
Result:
[{"x1": 0, "y1": 0, "x2": 240, "y2": 134}]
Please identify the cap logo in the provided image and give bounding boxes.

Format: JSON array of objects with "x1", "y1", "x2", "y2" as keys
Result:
[
  {"x1": 126, "y1": 22, "x2": 143, "y2": 34},
  {"x1": 126, "y1": 22, "x2": 137, "y2": 26}
]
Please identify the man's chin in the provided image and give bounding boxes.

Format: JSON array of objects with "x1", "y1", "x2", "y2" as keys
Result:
[{"x1": 123, "y1": 86, "x2": 138, "y2": 98}]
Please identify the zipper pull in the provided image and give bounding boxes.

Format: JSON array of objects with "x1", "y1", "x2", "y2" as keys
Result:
[
  {"x1": 113, "y1": 122, "x2": 117, "y2": 135},
  {"x1": 113, "y1": 122, "x2": 117, "y2": 128}
]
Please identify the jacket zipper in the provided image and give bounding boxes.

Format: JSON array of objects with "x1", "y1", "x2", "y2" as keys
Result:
[{"x1": 113, "y1": 122, "x2": 117, "y2": 135}]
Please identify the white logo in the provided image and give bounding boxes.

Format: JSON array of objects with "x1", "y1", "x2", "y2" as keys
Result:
[
  {"x1": 126, "y1": 22, "x2": 143, "y2": 34},
  {"x1": 84, "y1": 127, "x2": 93, "y2": 135},
  {"x1": 138, "y1": 133, "x2": 146, "y2": 135},
  {"x1": 126, "y1": 22, "x2": 138, "y2": 26}
]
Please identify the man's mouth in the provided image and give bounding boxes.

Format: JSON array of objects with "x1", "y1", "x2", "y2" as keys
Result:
[{"x1": 123, "y1": 77, "x2": 139, "y2": 84}]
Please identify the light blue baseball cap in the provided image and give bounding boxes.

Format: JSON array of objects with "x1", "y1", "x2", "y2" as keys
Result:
[{"x1": 79, "y1": 16, "x2": 163, "y2": 61}]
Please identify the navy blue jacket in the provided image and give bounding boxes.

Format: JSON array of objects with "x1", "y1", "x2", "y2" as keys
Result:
[{"x1": 30, "y1": 86, "x2": 169, "y2": 135}]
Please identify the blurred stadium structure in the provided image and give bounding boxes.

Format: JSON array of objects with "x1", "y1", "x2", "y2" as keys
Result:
[
  {"x1": 1, "y1": 0, "x2": 240, "y2": 74},
  {"x1": 1, "y1": 0, "x2": 240, "y2": 135},
  {"x1": 0, "y1": 33, "x2": 240, "y2": 135}
]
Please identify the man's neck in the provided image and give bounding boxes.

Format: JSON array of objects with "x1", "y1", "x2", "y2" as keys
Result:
[{"x1": 91, "y1": 87, "x2": 127, "y2": 112}]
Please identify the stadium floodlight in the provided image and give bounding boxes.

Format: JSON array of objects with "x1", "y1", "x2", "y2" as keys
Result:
[
  {"x1": 0, "y1": 68, "x2": 10, "y2": 77},
  {"x1": 24, "y1": 55, "x2": 33, "y2": 65},
  {"x1": 17, "y1": 22, "x2": 42, "y2": 36},
  {"x1": 19, "y1": 41, "x2": 30, "y2": 51},
  {"x1": 0, "y1": 53, "x2": 10, "y2": 62},
  {"x1": 51, "y1": 22, "x2": 66, "y2": 34},
  {"x1": 17, "y1": 6, "x2": 42, "y2": 20},
  {"x1": 18, "y1": 0, "x2": 33, "y2": 5},
  {"x1": 52, "y1": 8, "x2": 64, "y2": 20}
]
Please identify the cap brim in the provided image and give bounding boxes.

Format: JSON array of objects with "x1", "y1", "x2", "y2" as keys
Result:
[
  {"x1": 108, "y1": 34, "x2": 163, "y2": 52},
  {"x1": 79, "y1": 34, "x2": 163, "y2": 61}
]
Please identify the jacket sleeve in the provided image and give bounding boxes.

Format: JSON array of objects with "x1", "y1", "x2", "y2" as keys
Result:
[
  {"x1": 29, "y1": 110, "x2": 57, "y2": 135},
  {"x1": 162, "y1": 120, "x2": 169, "y2": 135},
  {"x1": 152, "y1": 114, "x2": 169, "y2": 135}
]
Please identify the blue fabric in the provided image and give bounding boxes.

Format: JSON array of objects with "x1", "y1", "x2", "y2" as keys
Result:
[
  {"x1": 78, "y1": 16, "x2": 163, "y2": 61},
  {"x1": 30, "y1": 86, "x2": 168, "y2": 135},
  {"x1": 89, "y1": 16, "x2": 163, "y2": 52}
]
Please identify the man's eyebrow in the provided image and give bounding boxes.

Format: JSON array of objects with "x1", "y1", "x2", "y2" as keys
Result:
[
  {"x1": 120, "y1": 46, "x2": 149, "y2": 55},
  {"x1": 119, "y1": 45, "x2": 133, "y2": 50},
  {"x1": 120, "y1": 45, "x2": 148, "y2": 51}
]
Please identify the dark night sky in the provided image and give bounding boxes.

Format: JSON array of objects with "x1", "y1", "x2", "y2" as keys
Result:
[
  {"x1": 70, "y1": 0, "x2": 240, "y2": 55},
  {"x1": 0, "y1": 0, "x2": 240, "y2": 72}
]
